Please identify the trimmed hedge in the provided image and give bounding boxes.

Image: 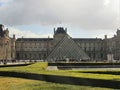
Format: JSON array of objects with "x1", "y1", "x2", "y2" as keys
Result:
[
  {"x1": 82, "y1": 71, "x2": 120, "y2": 75},
  {"x1": 0, "y1": 63, "x2": 34, "y2": 68},
  {"x1": 0, "y1": 71, "x2": 120, "y2": 89},
  {"x1": 48, "y1": 63, "x2": 120, "y2": 69},
  {"x1": 48, "y1": 63, "x2": 120, "y2": 66}
]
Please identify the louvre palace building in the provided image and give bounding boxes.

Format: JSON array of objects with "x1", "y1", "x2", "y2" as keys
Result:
[
  {"x1": 1, "y1": 24, "x2": 120, "y2": 62},
  {"x1": 15, "y1": 26, "x2": 120, "y2": 62},
  {"x1": 0, "y1": 24, "x2": 16, "y2": 61}
]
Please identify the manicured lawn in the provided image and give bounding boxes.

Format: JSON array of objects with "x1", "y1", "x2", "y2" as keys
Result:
[
  {"x1": 0, "y1": 62, "x2": 120, "y2": 89},
  {"x1": 0, "y1": 62, "x2": 120, "y2": 81},
  {"x1": 0, "y1": 76, "x2": 111, "y2": 90}
]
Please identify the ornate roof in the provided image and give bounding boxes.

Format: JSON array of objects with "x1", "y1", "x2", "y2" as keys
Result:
[
  {"x1": 0, "y1": 24, "x2": 4, "y2": 37},
  {"x1": 17, "y1": 38, "x2": 53, "y2": 41},
  {"x1": 55, "y1": 27, "x2": 67, "y2": 34},
  {"x1": 73, "y1": 38, "x2": 103, "y2": 42}
]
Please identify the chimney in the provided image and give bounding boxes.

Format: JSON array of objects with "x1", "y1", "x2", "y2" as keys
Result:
[
  {"x1": 0, "y1": 24, "x2": 4, "y2": 37},
  {"x1": 13, "y1": 34, "x2": 15, "y2": 39},
  {"x1": 65, "y1": 28, "x2": 67, "y2": 33},
  {"x1": 104, "y1": 35, "x2": 107, "y2": 39},
  {"x1": 54, "y1": 28, "x2": 56, "y2": 34}
]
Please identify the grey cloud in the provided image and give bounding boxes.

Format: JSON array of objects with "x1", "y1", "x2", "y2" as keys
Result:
[{"x1": 0, "y1": 0, "x2": 118, "y2": 29}]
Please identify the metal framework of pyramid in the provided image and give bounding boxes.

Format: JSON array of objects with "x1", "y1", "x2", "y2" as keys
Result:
[{"x1": 46, "y1": 35, "x2": 90, "y2": 62}]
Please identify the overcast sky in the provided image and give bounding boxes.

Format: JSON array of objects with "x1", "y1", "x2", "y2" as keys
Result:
[{"x1": 0, "y1": 0, "x2": 120, "y2": 38}]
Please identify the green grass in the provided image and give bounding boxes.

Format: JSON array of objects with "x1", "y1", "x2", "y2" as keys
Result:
[
  {"x1": 1, "y1": 62, "x2": 120, "y2": 81},
  {"x1": 1, "y1": 62, "x2": 120, "y2": 89},
  {"x1": 0, "y1": 62, "x2": 48, "y2": 73},
  {"x1": 0, "y1": 76, "x2": 111, "y2": 90}
]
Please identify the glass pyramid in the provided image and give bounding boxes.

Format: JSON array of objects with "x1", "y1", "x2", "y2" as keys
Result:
[{"x1": 46, "y1": 35, "x2": 90, "y2": 62}]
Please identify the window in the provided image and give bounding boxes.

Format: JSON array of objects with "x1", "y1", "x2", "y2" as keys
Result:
[
  {"x1": 89, "y1": 47, "x2": 91, "y2": 51},
  {"x1": 89, "y1": 53, "x2": 91, "y2": 57},
  {"x1": 84, "y1": 47, "x2": 86, "y2": 51},
  {"x1": 93, "y1": 47, "x2": 95, "y2": 51},
  {"x1": 101, "y1": 53, "x2": 103, "y2": 58},
  {"x1": 101, "y1": 47, "x2": 103, "y2": 51}
]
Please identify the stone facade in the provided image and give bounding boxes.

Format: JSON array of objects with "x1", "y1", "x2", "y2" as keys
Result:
[
  {"x1": 105, "y1": 29, "x2": 120, "y2": 60},
  {"x1": 73, "y1": 38, "x2": 106, "y2": 60},
  {"x1": 0, "y1": 24, "x2": 16, "y2": 61},
  {"x1": 15, "y1": 27, "x2": 120, "y2": 61}
]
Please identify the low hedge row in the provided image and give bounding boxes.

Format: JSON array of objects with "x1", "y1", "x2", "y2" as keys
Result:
[
  {"x1": 0, "y1": 63, "x2": 33, "y2": 68},
  {"x1": 48, "y1": 62, "x2": 120, "y2": 66},
  {"x1": 0, "y1": 71, "x2": 120, "y2": 89},
  {"x1": 82, "y1": 71, "x2": 120, "y2": 75}
]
